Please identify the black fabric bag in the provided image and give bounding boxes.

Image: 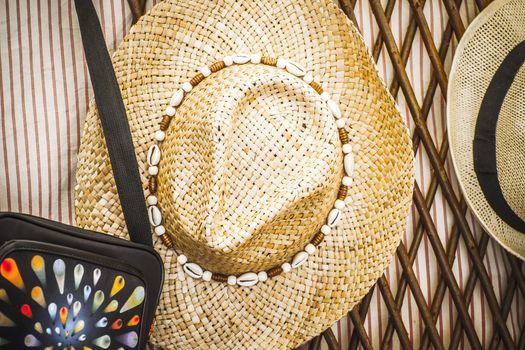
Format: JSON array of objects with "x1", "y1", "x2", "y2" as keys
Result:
[{"x1": 0, "y1": 1, "x2": 163, "y2": 349}]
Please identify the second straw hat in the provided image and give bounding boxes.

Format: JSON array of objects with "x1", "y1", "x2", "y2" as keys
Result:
[
  {"x1": 74, "y1": 0, "x2": 415, "y2": 348},
  {"x1": 448, "y1": 0, "x2": 525, "y2": 260}
]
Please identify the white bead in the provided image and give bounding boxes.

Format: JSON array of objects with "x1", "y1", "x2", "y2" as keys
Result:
[
  {"x1": 327, "y1": 99, "x2": 342, "y2": 118},
  {"x1": 155, "y1": 130, "x2": 166, "y2": 142},
  {"x1": 182, "y1": 82, "x2": 193, "y2": 92},
  {"x1": 336, "y1": 119, "x2": 346, "y2": 129},
  {"x1": 147, "y1": 195, "x2": 158, "y2": 205},
  {"x1": 202, "y1": 271, "x2": 212, "y2": 282},
  {"x1": 342, "y1": 176, "x2": 353, "y2": 186},
  {"x1": 257, "y1": 271, "x2": 268, "y2": 282},
  {"x1": 303, "y1": 72, "x2": 314, "y2": 84},
  {"x1": 148, "y1": 166, "x2": 159, "y2": 176},
  {"x1": 177, "y1": 254, "x2": 188, "y2": 265},
  {"x1": 223, "y1": 56, "x2": 233, "y2": 66},
  {"x1": 342, "y1": 144, "x2": 352, "y2": 154},
  {"x1": 237, "y1": 272, "x2": 259, "y2": 287},
  {"x1": 148, "y1": 205, "x2": 162, "y2": 227},
  {"x1": 170, "y1": 89, "x2": 184, "y2": 107},
  {"x1": 227, "y1": 275, "x2": 237, "y2": 285},
  {"x1": 154, "y1": 225, "x2": 166, "y2": 236},
  {"x1": 165, "y1": 106, "x2": 176, "y2": 117},
  {"x1": 250, "y1": 53, "x2": 261, "y2": 64},
  {"x1": 321, "y1": 224, "x2": 331, "y2": 235},
  {"x1": 276, "y1": 57, "x2": 287, "y2": 69},
  {"x1": 334, "y1": 199, "x2": 345, "y2": 210},
  {"x1": 291, "y1": 251, "x2": 308, "y2": 268},
  {"x1": 305, "y1": 243, "x2": 316, "y2": 255},
  {"x1": 286, "y1": 61, "x2": 306, "y2": 77},
  {"x1": 344, "y1": 153, "x2": 355, "y2": 176},
  {"x1": 232, "y1": 53, "x2": 251, "y2": 64},
  {"x1": 183, "y1": 263, "x2": 203, "y2": 279},
  {"x1": 200, "y1": 66, "x2": 211, "y2": 77},
  {"x1": 281, "y1": 262, "x2": 292, "y2": 273},
  {"x1": 321, "y1": 91, "x2": 330, "y2": 101},
  {"x1": 147, "y1": 145, "x2": 161, "y2": 166},
  {"x1": 327, "y1": 209, "x2": 342, "y2": 227}
]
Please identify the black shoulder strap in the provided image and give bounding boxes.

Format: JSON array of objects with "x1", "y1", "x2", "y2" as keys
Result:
[{"x1": 74, "y1": 0, "x2": 152, "y2": 246}]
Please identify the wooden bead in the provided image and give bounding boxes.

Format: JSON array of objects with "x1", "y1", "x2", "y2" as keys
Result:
[
  {"x1": 160, "y1": 116, "x2": 171, "y2": 131},
  {"x1": 338, "y1": 128, "x2": 349, "y2": 144},
  {"x1": 149, "y1": 176, "x2": 157, "y2": 194},
  {"x1": 310, "y1": 81, "x2": 324, "y2": 95},
  {"x1": 210, "y1": 61, "x2": 225, "y2": 72},
  {"x1": 160, "y1": 234, "x2": 174, "y2": 248},
  {"x1": 267, "y1": 266, "x2": 283, "y2": 277},
  {"x1": 190, "y1": 73, "x2": 205, "y2": 86},
  {"x1": 261, "y1": 56, "x2": 277, "y2": 66},
  {"x1": 311, "y1": 232, "x2": 325, "y2": 246},
  {"x1": 211, "y1": 273, "x2": 228, "y2": 282},
  {"x1": 337, "y1": 185, "x2": 348, "y2": 200}
]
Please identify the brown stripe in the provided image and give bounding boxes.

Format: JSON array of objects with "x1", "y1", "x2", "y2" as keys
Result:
[
  {"x1": 36, "y1": 0, "x2": 53, "y2": 219},
  {"x1": 46, "y1": 0, "x2": 64, "y2": 221},
  {"x1": 25, "y1": 0, "x2": 43, "y2": 216},
  {"x1": 57, "y1": 0, "x2": 73, "y2": 223},
  {"x1": 15, "y1": 0, "x2": 34, "y2": 214},
  {"x1": 0, "y1": 23, "x2": 11, "y2": 211},
  {"x1": 5, "y1": 0, "x2": 23, "y2": 212}
]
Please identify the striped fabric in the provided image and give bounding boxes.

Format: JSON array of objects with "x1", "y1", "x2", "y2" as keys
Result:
[{"x1": 0, "y1": 1, "x2": 523, "y2": 349}]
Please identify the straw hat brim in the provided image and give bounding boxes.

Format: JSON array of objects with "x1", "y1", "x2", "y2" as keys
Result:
[
  {"x1": 74, "y1": 0, "x2": 415, "y2": 348},
  {"x1": 447, "y1": 0, "x2": 525, "y2": 260}
]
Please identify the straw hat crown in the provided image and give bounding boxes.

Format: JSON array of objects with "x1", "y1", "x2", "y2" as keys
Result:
[{"x1": 160, "y1": 63, "x2": 343, "y2": 274}]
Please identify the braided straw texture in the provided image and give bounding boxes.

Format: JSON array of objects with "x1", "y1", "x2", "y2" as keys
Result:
[
  {"x1": 448, "y1": 0, "x2": 525, "y2": 259},
  {"x1": 74, "y1": 0, "x2": 414, "y2": 348}
]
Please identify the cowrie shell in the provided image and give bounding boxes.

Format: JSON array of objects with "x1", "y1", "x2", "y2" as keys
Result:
[
  {"x1": 233, "y1": 54, "x2": 251, "y2": 64},
  {"x1": 237, "y1": 272, "x2": 258, "y2": 287},
  {"x1": 183, "y1": 263, "x2": 203, "y2": 279},
  {"x1": 147, "y1": 145, "x2": 161, "y2": 166},
  {"x1": 327, "y1": 99, "x2": 342, "y2": 119},
  {"x1": 291, "y1": 251, "x2": 308, "y2": 268},
  {"x1": 148, "y1": 205, "x2": 162, "y2": 227},
  {"x1": 170, "y1": 89, "x2": 184, "y2": 107},
  {"x1": 344, "y1": 153, "x2": 355, "y2": 176},
  {"x1": 327, "y1": 209, "x2": 342, "y2": 227},
  {"x1": 286, "y1": 61, "x2": 306, "y2": 77}
]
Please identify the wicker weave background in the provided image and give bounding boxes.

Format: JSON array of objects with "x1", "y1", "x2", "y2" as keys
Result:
[{"x1": 126, "y1": 0, "x2": 525, "y2": 348}]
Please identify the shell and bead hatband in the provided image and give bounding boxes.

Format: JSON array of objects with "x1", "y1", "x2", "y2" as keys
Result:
[{"x1": 145, "y1": 54, "x2": 355, "y2": 286}]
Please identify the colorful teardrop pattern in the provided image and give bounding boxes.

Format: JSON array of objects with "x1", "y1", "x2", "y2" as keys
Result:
[{"x1": 0, "y1": 251, "x2": 145, "y2": 349}]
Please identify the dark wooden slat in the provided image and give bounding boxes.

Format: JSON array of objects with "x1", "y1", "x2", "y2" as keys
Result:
[
  {"x1": 347, "y1": 286, "x2": 375, "y2": 350},
  {"x1": 376, "y1": 277, "x2": 413, "y2": 350},
  {"x1": 339, "y1": 0, "x2": 359, "y2": 29},
  {"x1": 488, "y1": 275, "x2": 517, "y2": 350},
  {"x1": 440, "y1": 0, "x2": 466, "y2": 39},
  {"x1": 307, "y1": 335, "x2": 322, "y2": 350},
  {"x1": 428, "y1": 233, "x2": 490, "y2": 350},
  {"x1": 126, "y1": 0, "x2": 146, "y2": 23},
  {"x1": 322, "y1": 329, "x2": 341, "y2": 350},
  {"x1": 509, "y1": 257, "x2": 525, "y2": 299},
  {"x1": 381, "y1": 3, "x2": 459, "y2": 347},
  {"x1": 368, "y1": 0, "x2": 516, "y2": 347},
  {"x1": 348, "y1": 309, "x2": 373, "y2": 350},
  {"x1": 413, "y1": 184, "x2": 483, "y2": 349},
  {"x1": 407, "y1": 0, "x2": 448, "y2": 96},
  {"x1": 371, "y1": 0, "x2": 397, "y2": 62}
]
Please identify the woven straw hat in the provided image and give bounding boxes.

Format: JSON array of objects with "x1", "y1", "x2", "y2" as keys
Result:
[
  {"x1": 448, "y1": 0, "x2": 525, "y2": 260},
  {"x1": 74, "y1": 0, "x2": 414, "y2": 348}
]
